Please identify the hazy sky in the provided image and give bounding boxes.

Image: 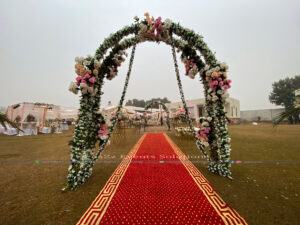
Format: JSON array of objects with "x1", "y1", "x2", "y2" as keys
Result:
[{"x1": 1, "y1": 0, "x2": 299, "y2": 110}]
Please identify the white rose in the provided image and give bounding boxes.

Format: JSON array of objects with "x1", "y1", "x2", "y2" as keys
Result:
[
  {"x1": 212, "y1": 95, "x2": 219, "y2": 101},
  {"x1": 207, "y1": 117, "x2": 212, "y2": 122},
  {"x1": 217, "y1": 89, "x2": 224, "y2": 95},
  {"x1": 68, "y1": 82, "x2": 78, "y2": 94},
  {"x1": 203, "y1": 142, "x2": 209, "y2": 147},
  {"x1": 202, "y1": 122, "x2": 209, "y2": 127},
  {"x1": 80, "y1": 83, "x2": 89, "y2": 94}
]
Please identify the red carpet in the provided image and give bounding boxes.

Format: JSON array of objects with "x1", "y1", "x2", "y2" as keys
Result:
[{"x1": 77, "y1": 133, "x2": 248, "y2": 225}]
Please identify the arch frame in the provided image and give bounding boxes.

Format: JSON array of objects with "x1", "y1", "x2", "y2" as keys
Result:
[
  {"x1": 66, "y1": 14, "x2": 232, "y2": 190},
  {"x1": 144, "y1": 100, "x2": 171, "y2": 130}
]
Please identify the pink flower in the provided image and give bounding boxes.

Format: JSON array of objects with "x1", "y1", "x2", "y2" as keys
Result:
[
  {"x1": 213, "y1": 80, "x2": 218, "y2": 85},
  {"x1": 218, "y1": 77, "x2": 222, "y2": 81},
  {"x1": 75, "y1": 77, "x2": 82, "y2": 86},
  {"x1": 89, "y1": 77, "x2": 95, "y2": 83},
  {"x1": 157, "y1": 16, "x2": 162, "y2": 21},
  {"x1": 219, "y1": 81, "x2": 224, "y2": 86},
  {"x1": 202, "y1": 133, "x2": 207, "y2": 138},
  {"x1": 81, "y1": 79, "x2": 86, "y2": 83},
  {"x1": 227, "y1": 79, "x2": 232, "y2": 84},
  {"x1": 223, "y1": 85, "x2": 229, "y2": 89},
  {"x1": 84, "y1": 74, "x2": 90, "y2": 79},
  {"x1": 98, "y1": 128, "x2": 107, "y2": 136}
]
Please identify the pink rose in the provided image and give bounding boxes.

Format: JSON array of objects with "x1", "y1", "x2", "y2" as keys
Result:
[
  {"x1": 219, "y1": 81, "x2": 224, "y2": 86},
  {"x1": 227, "y1": 79, "x2": 232, "y2": 84},
  {"x1": 84, "y1": 74, "x2": 90, "y2": 79},
  {"x1": 218, "y1": 77, "x2": 222, "y2": 81},
  {"x1": 89, "y1": 77, "x2": 95, "y2": 83},
  {"x1": 81, "y1": 79, "x2": 86, "y2": 83},
  {"x1": 76, "y1": 77, "x2": 82, "y2": 82},
  {"x1": 98, "y1": 128, "x2": 107, "y2": 136}
]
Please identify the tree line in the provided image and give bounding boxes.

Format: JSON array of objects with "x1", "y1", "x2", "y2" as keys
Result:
[{"x1": 125, "y1": 97, "x2": 171, "y2": 109}]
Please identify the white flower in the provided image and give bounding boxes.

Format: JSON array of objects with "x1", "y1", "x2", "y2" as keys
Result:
[
  {"x1": 217, "y1": 89, "x2": 224, "y2": 95},
  {"x1": 164, "y1": 18, "x2": 172, "y2": 29},
  {"x1": 91, "y1": 88, "x2": 98, "y2": 97},
  {"x1": 212, "y1": 95, "x2": 219, "y2": 102},
  {"x1": 220, "y1": 62, "x2": 229, "y2": 70},
  {"x1": 204, "y1": 65, "x2": 210, "y2": 71},
  {"x1": 203, "y1": 142, "x2": 209, "y2": 147},
  {"x1": 134, "y1": 16, "x2": 139, "y2": 21},
  {"x1": 207, "y1": 117, "x2": 212, "y2": 122},
  {"x1": 83, "y1": 60, "x2": 91, "y2": 66},
  {"x1": 208, "y1": 88, "x2": 213, "y2": 93},
  {"x1": 202, "y1": 121, "x2": 209, "y2": 127},
  {"x1": 94, "y1": 60, "x2": 101, "y2": 69},
  {"x1": 88, "y1": 86, "x2": 94, "y2": 94},
  {"x1": 68, "y1": 82, "x2": 78, "y2": 94},
  {"x1": 80, "y1": 82, "x2": 89, "y2": 95}
]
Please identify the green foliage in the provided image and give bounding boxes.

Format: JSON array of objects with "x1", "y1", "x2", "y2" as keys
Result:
[
  {"x1": 274, "y1": 108, "x2": 300, "y2": 126},
  {"x1": 269, "y1": 75, "x2": 300, "y2": 109},
  {"x1": 125, "y1": 97, "x2": 170, "y2": 109}
]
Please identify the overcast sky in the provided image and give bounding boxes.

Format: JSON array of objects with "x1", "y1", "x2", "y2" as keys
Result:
[{"x1": 1, "y1": 0, "x2": 299, "y2": 110}]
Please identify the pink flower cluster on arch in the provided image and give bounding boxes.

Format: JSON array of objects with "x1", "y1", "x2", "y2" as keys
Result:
[{"x1": 76, "y1": 74, "x2": 96, "y2": 87}]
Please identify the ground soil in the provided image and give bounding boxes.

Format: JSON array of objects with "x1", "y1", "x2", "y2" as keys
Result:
[{"x1": 0, "y1": 124, "x2": 299, "y2": 225}]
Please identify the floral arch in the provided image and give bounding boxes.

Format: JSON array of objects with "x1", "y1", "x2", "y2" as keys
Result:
[
  {"x1": 144, "y1": 100, "x2": 171, "y2": 130},
  {"x1": 66, "y1": 13, "x2": 232, "y2": 190}
]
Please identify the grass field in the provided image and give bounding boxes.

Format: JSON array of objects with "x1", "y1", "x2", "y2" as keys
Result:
[{"x1": 0, "y1": 124, "x2": 299, "y2": 225}]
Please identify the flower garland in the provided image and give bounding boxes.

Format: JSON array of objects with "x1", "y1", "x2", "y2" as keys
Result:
[{"x1": 65, "y1": 13, "x2": 233, "y2": 190}]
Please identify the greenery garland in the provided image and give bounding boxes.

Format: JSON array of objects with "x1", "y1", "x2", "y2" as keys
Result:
[{"x1": 66, "y1": 13, "x2": 233, "y2": 190}]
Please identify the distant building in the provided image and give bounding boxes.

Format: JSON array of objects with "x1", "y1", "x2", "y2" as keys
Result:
[
  {"x1": 165, "y1": 97, "x2": 240, "y2": 120},
  {"x1": 6, "y1": 102, "x2": 78, "y2": 125},
  {"x1": 240, "y1": 108, "x2": 285, "y2": 122}
]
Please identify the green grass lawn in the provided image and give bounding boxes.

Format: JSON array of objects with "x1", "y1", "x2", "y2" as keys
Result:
[{"x1": 0, "y1": 124, "x2": 299, "y2": 225}]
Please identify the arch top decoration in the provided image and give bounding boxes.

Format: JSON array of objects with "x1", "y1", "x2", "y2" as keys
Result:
[{"x1": 66, "y1": 13, "x2": 232, "y2": 190}]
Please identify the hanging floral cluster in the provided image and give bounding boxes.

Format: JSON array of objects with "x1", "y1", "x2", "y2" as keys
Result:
[
  {"x1": 196, "y1": 117, "x2": 212, "y2": 147},
  {"x1": 137, "y1": 13, "x2": 171, "y2": 42},
  {"x1": 204, "y1": 63, "x2": 231, "y2": 102},
  {"x1": 181, "y1": 57, "x2": 198, "y2": 79},
  {"x1": 68, "y1": 56, "x2": 100, "y2": 96}
]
